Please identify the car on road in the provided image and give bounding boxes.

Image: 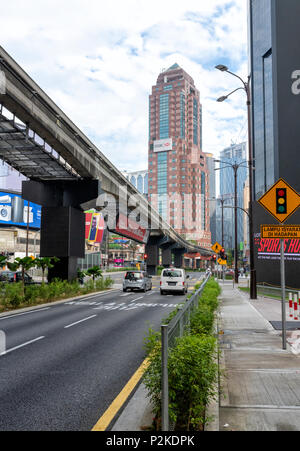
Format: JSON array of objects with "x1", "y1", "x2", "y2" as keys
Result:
[
  {"x1": 123, "y1": 271, "x2": 152, "y2": 292},
  {"x1": 160, "y1": 268, "x2": 189, "y2": 295},
  {"x1": 0, "y1": 270, "x2": 35, "y2": 284}
]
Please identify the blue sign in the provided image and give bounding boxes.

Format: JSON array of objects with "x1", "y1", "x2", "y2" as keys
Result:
[{"x1": 0, "y1": 191, "x2": 41, "y2": 229}]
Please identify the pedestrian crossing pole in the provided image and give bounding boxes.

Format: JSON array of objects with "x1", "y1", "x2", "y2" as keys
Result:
[{"x1": 280, "y1": 239, "x2": 287, "y2": 350}]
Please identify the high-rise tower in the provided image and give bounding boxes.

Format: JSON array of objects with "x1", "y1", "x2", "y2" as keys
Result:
[{"x1": 148, "y1": 64, "x2": 211, "y2": 248}]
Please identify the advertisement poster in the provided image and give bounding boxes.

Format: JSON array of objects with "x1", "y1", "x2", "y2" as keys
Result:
[
  {"x1": 255, "y1": 234, "x2": 300, "y2": 262},
  {"x1": 0, "y1": 191, "x2": 41, "y2": 229},
  {"x1": 85, "y1": 210, "x2": 105, "y2": 243}
]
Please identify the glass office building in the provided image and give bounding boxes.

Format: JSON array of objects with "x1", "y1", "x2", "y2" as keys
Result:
[
  {"x1": 249, "y1": 0, "x2": 300, "y2": 287},
  {"x1": 249, "y1": 0, "x2": 275, "y2": 199},
  {"x1": 218, "y1": 143, "x2": 248, "y2": 252}
]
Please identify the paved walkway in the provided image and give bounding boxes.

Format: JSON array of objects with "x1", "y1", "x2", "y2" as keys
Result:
[{"x1": 218, "y1": 282, "x2": 300, "y2": 431}]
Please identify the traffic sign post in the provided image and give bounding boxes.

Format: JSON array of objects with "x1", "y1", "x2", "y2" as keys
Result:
[
  {"x1": 258, "y1": 178, "x2": 300, "y2": 350},
  {"x1": 211, "y1": 242, "x2": 222, "y2": 254},
  {"x1": 280, "y1": 239, "x2": 287, "y2": 350}
]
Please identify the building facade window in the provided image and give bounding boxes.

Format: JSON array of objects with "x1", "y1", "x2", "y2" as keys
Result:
[
  {"x1": 193, "y1": 98, "x2": 198, "y2": 146},
  {"x1": 159, "y1": 94, "x2": 169, "y2": 139},
  {"x1": 180, "y1": 92, "x2": 186, "y2": 138}
]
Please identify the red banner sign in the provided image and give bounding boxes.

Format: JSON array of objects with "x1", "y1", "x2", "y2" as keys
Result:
[{"x1": 115, "y1": 213, "x2": 149, "y2": 244}]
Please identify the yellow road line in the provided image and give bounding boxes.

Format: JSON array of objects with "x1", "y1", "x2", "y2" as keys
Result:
[{"x1": 92, "y1": 357, "x2": 150, "y2": 431}]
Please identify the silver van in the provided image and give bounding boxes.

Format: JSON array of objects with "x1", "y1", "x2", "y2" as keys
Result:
[
  {"x1": 123, "y1": 271, "x2": 152, "y2": 292},
  {"x1": 160, "y1": 268, "x2": 189, "y2": 295}
]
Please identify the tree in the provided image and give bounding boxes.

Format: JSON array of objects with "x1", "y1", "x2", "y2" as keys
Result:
[
  {"x1": 0, "y1": 255, "x2": 8, "y2": 269},
  {"x1": 86, "y1": 266, "x2": 102, "y2": 283},
  {"x1": 35, "y1": 257, "x2": 59, "y2": 284},
  {"x1": 7, "y1": 257, "x2": 36, "y2": 295}
]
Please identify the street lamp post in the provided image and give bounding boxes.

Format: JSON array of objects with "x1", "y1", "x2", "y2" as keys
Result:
[
  {"x1": 215, "y1": 160, "x2": 247, "y2": 284},
  {"x1": 209, "y1": 196, "x2": 234, "y2": 248},
  {"x1": 215, "y1": 65, "x2": 257, "y2": 299}
]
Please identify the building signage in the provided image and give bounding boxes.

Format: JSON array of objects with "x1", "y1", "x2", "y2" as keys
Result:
[
  {"x1": 0, "y1": 191, "x2": 41, "y2": 229},
  {"x1": 85, "y1": 210, "x2": 105, "y2": 244},
  {"x1": 115, "y1": 213, "x2": 149, "y2": 244},
  {"x1": 153, "y1": 138, "x2": 173, "y2": 152},
  {"x1": 261, "y1": 225, "x2": 300, "y2": 239},
  {"x1": 255, "y1": 235, "x2": 300, "y2": 262}
]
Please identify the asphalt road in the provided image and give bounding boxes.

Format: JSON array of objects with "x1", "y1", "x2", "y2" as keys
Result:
[{"x1": 0, "y1": 272, "x2": 204, "y2": 431}]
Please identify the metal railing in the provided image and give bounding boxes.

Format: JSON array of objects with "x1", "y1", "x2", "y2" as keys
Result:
[
  {"x1": 161, "y1": 274, "x2": 210, "y2": 431},
  {"x1": 256, "y1": 283, "x2": 300, "y2": 301}
]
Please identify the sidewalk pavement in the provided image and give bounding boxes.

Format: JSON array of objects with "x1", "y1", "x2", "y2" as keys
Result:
[
  {"x1": 218, "y1": 281, "x2": 300, "y2": 431},
  {"x1": 112, "y1": 279, "x2": 300, "y2": 432}
]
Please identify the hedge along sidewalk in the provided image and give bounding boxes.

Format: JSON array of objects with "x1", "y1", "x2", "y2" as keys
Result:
[
  {"x1": 204, "y1": 297, "x2": 222, "y2": 432},
  {"x1": 0, "y1": 283, "x2": 118, "y2": 318},
  {"x1": 143, "y1": 278, "x2": 221, "y2": 431}
]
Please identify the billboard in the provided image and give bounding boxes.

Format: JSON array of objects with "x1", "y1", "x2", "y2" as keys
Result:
[
  {"x1": 154, "y1": 138, "x2": 173, "y2": 152},
  {"x1": 253, "y1": 202, "x2": 300, "y2": 288},
  {"x1": 85, "y1": 210, "x2": 105, "y2": 244},
  {"x1": 0, "y1": 191, "x2": 41, "y2": 229}
]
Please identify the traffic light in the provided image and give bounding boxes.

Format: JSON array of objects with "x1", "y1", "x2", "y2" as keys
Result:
[
  {"x1": 219, "y1": 248, "x2": 226, "y2": 260},
  {"x1": 276, "y1": 188, "x2": 287, "y2": 214},
  {"x1": 212, "y1": 254, "x2": 216, "y2": 262},
  {"x1": 144, "y1": 254, "x2": 148, "y2": 260}
]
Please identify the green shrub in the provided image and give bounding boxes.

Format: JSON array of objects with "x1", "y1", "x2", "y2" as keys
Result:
[
  {"x1": 2, "y1": 282, "x2": 23, "y2": 308},
  {"x1": 0, "y1": 273, "x2": 114, "y2": 312},
  {"x1": 168, "y1": 335, "x2": 218, "y2": 430},
  {"x1": 143, "y1": 277, "x2": 220, "y2": 431},
  {"x1": 190, "y1": 304, "x2": 215, "y2": 336}
]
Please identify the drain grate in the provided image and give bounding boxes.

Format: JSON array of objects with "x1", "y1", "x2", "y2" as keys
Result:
[{"x1": 270, "y1": 321, "x2": 300, "y2": 331}]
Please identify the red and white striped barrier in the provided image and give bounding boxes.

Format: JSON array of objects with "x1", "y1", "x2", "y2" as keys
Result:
[
  {"x1": 289, "y1": 293, "x2": 293, "y2": 318},
  {"x1": 294, "y1": 294, "x2": 299, "y2": 321}
]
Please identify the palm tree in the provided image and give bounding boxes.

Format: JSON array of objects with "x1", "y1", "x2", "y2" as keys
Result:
[
  {"x1": 86, "y1": 266, "x2": 102, "y2": 283},
  {"x1": 0, "y1": 255, "x2": 8, "y2": 269},
  {"x1": 7, "y1": 257, "x2": 36, "y2": 296},
  {"x1": 35, "y1": 257, "x2": 59, "y2": 284}
]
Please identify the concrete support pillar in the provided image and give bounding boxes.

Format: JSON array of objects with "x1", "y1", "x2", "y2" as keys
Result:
[
  {"x1": 173, "y1": 249, "x2": 185, "y2": 268},
  {"x1": 22, "y1": 179, "x2": 101, "y2": 281},
  {"x1": 162, "y1": 248, "x2": 172, "y2": 268},
  {"x1": 145, "y1": 242, "x2": 159, "y2": 276},
  {"x1": 145, "y1": 235, "x2": 163, "y2": 275},
  {"x1": 41, "y1": 206, "x2": 85, "y2": 282}
]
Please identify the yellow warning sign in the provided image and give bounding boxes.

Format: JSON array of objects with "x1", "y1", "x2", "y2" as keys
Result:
[
  {"x1": 261, "y1": 225, "x2": 300, "y2": 239},
  {"x1": 212, "y1": 242, "x2": 222, "y2": 253},
  {"x1": 258, "y1": 178, "x2": 300, "y2": 223},
  {"x1": 218, "y1": 258, "x2": 227, "y2": 266}
]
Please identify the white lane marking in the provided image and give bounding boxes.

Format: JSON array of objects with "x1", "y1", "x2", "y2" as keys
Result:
[
  {"x1": 119, "y1": 293, "x2": 131, "y2": 297},
  {"x1": 64, "y1": 315, "x2": 97, "y2": 329},
  {"x1": 0, "y1": 308, "x2": 51, "y2": 322},
  {"x1": 131, "y1": 297, "x2": 144, "y2": 302},
  {"x1": 0, "y1": 336, "x2": 45, "y2": 356}
]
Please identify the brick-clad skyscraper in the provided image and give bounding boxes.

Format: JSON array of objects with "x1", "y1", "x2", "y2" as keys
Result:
[{"x1": 148, "y1": 64, "x2": 211, "y2": 248}]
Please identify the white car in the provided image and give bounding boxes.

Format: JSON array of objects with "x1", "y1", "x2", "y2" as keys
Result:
[{"x1": 160, "y1": 268, "x2": 189, "y2": 295}]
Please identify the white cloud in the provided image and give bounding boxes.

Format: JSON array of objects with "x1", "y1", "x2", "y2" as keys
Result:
[{"x1": 0, "y1": 0, "x2": 248, "y2": 170}]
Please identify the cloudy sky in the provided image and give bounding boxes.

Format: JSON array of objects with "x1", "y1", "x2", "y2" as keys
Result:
[{"x1": 0, "y1": 0, "x2": 248, "y2": 172}]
